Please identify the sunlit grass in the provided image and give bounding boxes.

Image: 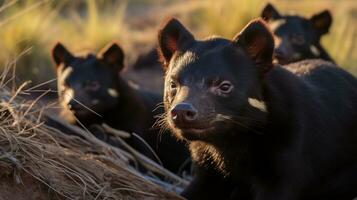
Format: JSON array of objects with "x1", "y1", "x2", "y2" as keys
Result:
[
  {"x1": 55, "y1": 0, "x2": 128, "y2": 52},
  {"x1": 0, "y1": 0, "x2": 356, "y2": 87},
  {"x1": 194, "y1": 0, "x2": 357, "y2": 74},
  {"x1": 0, "y1": 0, "x2": 128, "y2": 86}
]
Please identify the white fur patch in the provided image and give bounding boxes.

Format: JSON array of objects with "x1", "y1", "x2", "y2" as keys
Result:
[
  {"x1": 63, "y1": 89, "x2": 74, "y2": 104},
  {"x1": 91, "y1": 99, "x2": 99, "y2": 105},
  {"x1": 178, "y1": 51, "x2": 198, "y2": 67},
  {"x1": 310, "y1": 45, "x2": 320, "y2": 56},
  {"x1": 248, "y1": 98, "x2": 267, "y2": 112},
  {"x1": 128, "y1": 80, "x2": 140, "y2": 90},
  {"x1": 274, "y1": 36, "x2": 282, "y2": 47},
  {"x1": 59, "y1": 67, "x2": 73, "y2": 83},
  {"x1": 107, "y1": 88, "x2": 119, "y2": 98}
]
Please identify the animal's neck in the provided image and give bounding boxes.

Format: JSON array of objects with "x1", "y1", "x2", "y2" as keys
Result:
[
  {"x1": 189, "y1": 66, "x2": 305, "y2": 180},
  {"x1": 191, "y1": 93, "x2": 270, "y2": 170},
  {"x1": 189, "y1": 129, "x2": 267, "y2": 180}
]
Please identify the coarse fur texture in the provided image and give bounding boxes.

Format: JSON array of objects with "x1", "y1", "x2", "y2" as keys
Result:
[
  {"x1": 52, "y1": 42, "x2": 189, "y2": 173},
  {"x1": 158, "y1": 17, "x2": 357, "y2": 200},
  {"x1": 261, "y1": 3, "x2": 334, "y2": 64}
]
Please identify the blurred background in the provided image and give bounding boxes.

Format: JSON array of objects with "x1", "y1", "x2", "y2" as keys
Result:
[{"x1": 0, "y1": 0, "x2": 356, "y2": 88}]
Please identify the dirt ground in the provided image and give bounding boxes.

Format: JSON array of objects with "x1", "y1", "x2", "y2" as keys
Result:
[{"x1": 0, "y1": 167, "x2": 60, "y2": 200}]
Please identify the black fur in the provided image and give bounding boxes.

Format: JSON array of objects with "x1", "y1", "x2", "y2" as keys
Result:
[
  {"x1": 52, "y1": 42, "x2": 189, "y2": 173},
  {"x1": 261, "y1": 3, "x2": 334, "y2": 64},
  {"x1": 158, "y1": 18, "x2": 357, "y2": 199},
  {"x1": 131, "y1": 48, "x2": 160, "y2": 70}
]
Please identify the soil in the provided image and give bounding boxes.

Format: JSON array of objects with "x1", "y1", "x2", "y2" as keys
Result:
[{"x1": 0, "y1": 167, "x2": 61, "y2": 200}]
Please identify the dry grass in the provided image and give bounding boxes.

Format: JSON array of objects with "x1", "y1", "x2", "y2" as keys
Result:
[
  {"x1": 0, "y1": 63, "x2": 186, "y2": 199},
  {"x1": 0, "y1": 3, "x2": 192, "y2": 198}
]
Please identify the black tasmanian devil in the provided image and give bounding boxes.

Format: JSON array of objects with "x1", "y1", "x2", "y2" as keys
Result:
[
  {"x1": 158, "y1": 17, "x2": 357, "y2": 200},
  {"x1": 52, "y1": 42, "x2": 189, "y2": 173},
  {"x1": 261, "y1": 3, "x2": 334, "y2": 64}
]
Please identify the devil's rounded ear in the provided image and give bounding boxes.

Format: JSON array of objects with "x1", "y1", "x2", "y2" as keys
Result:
[
  {"x1": 98, "y1": 42, "x2": 125, "y2": 72},
  {"x1": 310, "y1": 10, "x2": 332, "y2": 36},
  {"x1": 157, "y1": 17, "x2": 194, "y2": 71},
  {"x1": 52, "y1": 42, "x2": 74, "y2": 67},
  {"x1": 261, "y1": 3, "x2": 281, "y2": 21},
  {"x1": 233, "y1": 19, "x2": 274, "y2": 74}
]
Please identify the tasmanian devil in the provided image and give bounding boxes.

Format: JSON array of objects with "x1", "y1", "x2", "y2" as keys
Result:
[
  {"x1": 52, "y1": 42, "x2": 189, "y2": 173},
  {"x1": 158, "y1": 17, "x2": 357, "y2": 200},
  {"x1": 261, "y1": 3, "x2": 334, "y2": 64}
]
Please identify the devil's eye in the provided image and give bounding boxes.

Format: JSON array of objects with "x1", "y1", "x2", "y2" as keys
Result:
[
  {"x1": 214, "y1": 81, "x2": 233, "y2": 96},
  {"x1": 291, "y1": 34, "x2": 305, "y2": 45},
  {"x1": 219, "y1": 83, "x2": 232, "y2": 92},
  {"x1": 169, "y1": 81, "x2": 177, "y2": 90},
  {"x1": 168, "y1": 80, "x2": 178, "y2": 99}
]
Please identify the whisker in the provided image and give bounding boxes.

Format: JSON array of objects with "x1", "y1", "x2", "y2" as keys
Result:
[
  {"x1": 217, "y1": 114, "x2": 264, "y2": 135},
  {"x1": 23, "y1": 88, "x2": 102, "y2": 118},
  {"x1": 25, "y1": 78, "x2": 57, "y2": 91},
  {"x1": 152, "y1": 101, "x2": 165, "y2": 112},
  {"x1": 152, "y1": 112, "x2": 170, "y2": 138},
  {"x1": 69, "y1": 97, "x2": 102, "y2": 118},
  {"x1": 151, "y1": 112, "x2": 172, "y2": 154},
  {"x1": 24, "y1": 89, "x2": 58, "y2": 93}
]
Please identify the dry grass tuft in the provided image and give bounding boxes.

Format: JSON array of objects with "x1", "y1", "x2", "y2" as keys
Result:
[{"x1": 0, "y1": 64, "x2": 185, "y2": 199}]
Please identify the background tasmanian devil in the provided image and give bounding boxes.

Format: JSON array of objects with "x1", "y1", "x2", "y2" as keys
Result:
[
  {"x1": 261, "y1": 3, "x2": 334, "y2": 64},
  {"x1": 52, "y1": 42, "x2": 189, "y2": 173},
  {"x1": 158, "y1": 17, "x2": 357, "y2": 200}
]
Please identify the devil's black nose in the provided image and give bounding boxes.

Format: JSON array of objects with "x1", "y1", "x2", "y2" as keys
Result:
[{"x1": 171, "y1": 103, "x2": 198, "y2": 123}]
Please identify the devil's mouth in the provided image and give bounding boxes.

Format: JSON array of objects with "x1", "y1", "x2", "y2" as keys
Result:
[
  {"x1": 179, "y1": 127, "x2": 214, "y2": 134},
  {"x1": 171, "y1": 122, "x2": 216, "y2": 136},
  {"x1": 173, "y1": 126, "x2": 216, "y2": 141}
]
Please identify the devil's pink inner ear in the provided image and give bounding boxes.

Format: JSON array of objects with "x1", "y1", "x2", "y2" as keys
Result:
[
  {"x1": 157, "y1": 17, "x2": 195, "y2": 70},
  {"x1": 106, "y1": 52, "x2": 119, "y2": 64},
  {"x1": 166, "y1": 35, "x2": 178, "y2": 53},
  {"x1": 234, "y1": 19, "x2": 274, "y2": 59},
  {"x1": 311, "y1": 10, "x2": 332, "y2": 35},
  {"x1": 99, "y1": 43, "x2": 125, "y2": 71},
  {"x1": 314, "y1": 20, "x2": 325, "y2": 30},
  {"x1": 312, "y1": 16, "x2": 330, "y2": 30},
  {"x1": 104, "y1": 50, "x2": 124, "y2": 71},
  {"x1": 246, "y1": 36, "x2": 267, "y2": 59},
  {"x1": 233, "y1": 19, "x2": 275, "y2": 74}
]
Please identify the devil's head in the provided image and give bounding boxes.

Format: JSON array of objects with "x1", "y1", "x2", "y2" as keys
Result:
[
  {"x1": 261, "y1": 3, "x2": 332, "y2": 64},
  {"x1": 158, "y1": 18, "x2": 272, "y2": 142},
  {"x1": 52, "y1": 42, "x2": 124, "y2": 118}
]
